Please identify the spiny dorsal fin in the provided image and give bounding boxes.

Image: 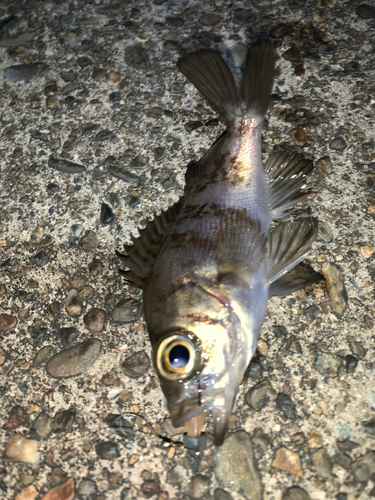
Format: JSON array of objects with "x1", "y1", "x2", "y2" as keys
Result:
[
  {"x1": 269, "y1": 262, "x2": 324, "y2": 297},
  {"x1": 177, "y1": 50, "x2": 240, "y2": 120},
  {"x1": 215, "y1": 208, "x2": 266, "y2": 284},
  {"x1": 116, "y1": 198, "x2": 184, "y2": 289},
  {"x1": 265, "y1": 218, "x2": 318, "y2": 284},
  {"x1": 265, "y1": 151, "x2": 314, "y2": 219}
]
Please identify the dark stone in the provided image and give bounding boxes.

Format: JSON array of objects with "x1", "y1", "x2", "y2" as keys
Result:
[
  {"x1": 109, "y1": 91, "x2": 122, "y2": 102},
  {"x1": 100, "y1": 203, "x2": 115, "y2": 225},
  {"x1": 165, "y1": 16, "x2": 184, "y2": 27},
  {"x1": 125, "y1": 44, "x2": 148, "y2": 68},
  {"x1": 95, "y1": 130, "x2": 118, "y2": 142},
  {"x1": 362, "y1": 418, "x2": 375, "y2": 438},
  {"x1": 30, "y1": 251, "x2": 49, "y2": 267},
  {"x1": 356, "y1": 4, "x2": 375, "y2": 19},
  {"x1": 95, "y1": 441, "x2": 119, "y2": 459},
  {"x1": 108, "y1": 165, "x2": 139, "y2": 184},
  {"x1": 131, "y1": 155, "x2": 148, "y2": 169},
  {"x1": 248, "y1": 358, "x2": 263, "y2": 379},
  {"x1": 345, "y1": 354, "x2": 358, "y2": 373},
  {"x1": 105, "y1": 414, "x2": 135, "y2": 441},
  {"x1": 336, "y1": 440, "x2": 360, "y2": 452},
  {"x1": 276, "y1": 393, "x2": 297, "y2": 421},
  {"x1": 30, "y1": 130, "x2": 49, "y2": 143},
  {"x1": 77, "y1": 56, "x2": 92, "y2": 68},
  {"x1": 184, "y1": 433, "x2": 206, "y2": 474},
  {"x1": 154, "y1": 147, "x2": 165, "y2": 161},
  {"x1": 52, "y1": 408, "x2": 76, "y2": 433},
  {"x1": 185, "y1": 120, "x2": 203, "y2": 132},
  {"x1": 122, "y1": 351, "x2": 150, "y2": 378},
  {"x1": 48, "y1": 157, "x2": 86, "y2": 174},
  {"x1": 233, "y1": 8, "x2": 255, "y2": 26},
  {"x1": 60, "y1": 71, "x2": 77, "y2": 82},
  {"x1": 272, "y1": 325, "x2": 288, "y2": 338},
  {"x1": 282, "y1": 486, "x2": 311, "y2": 500},
  {"x1": 245, "y1": 380, "x2": 276, "y2": 411},
  {"x1": 112, "y1": 298, "x2": 142, "y2": 323},
  {"x1": 318, "y1": 43, "x2": 337, "y2": 54},
  {"x1": 304, "y1": 305, "x2": 321, "y2": 322},
  {"x1": 58, "y1": 327, "x2": 79, "y2": 345}
]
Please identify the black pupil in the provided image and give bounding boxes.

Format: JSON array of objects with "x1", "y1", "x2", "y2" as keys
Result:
[{"x1": 169, "y1": 344, "x2": 190, "y2": 369}]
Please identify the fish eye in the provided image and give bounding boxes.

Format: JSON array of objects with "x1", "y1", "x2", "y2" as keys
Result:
[{"x1": 155, "y1": 333, "x2": 200, "y2": 381}]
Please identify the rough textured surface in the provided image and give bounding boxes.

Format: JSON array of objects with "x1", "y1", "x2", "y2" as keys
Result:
[{"x1": 0, "y1": 0, "x2": 375, "y2": 499}]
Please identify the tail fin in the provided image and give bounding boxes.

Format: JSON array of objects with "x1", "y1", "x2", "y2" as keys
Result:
[
  {"x1": 177, "y1": 50, "x2": 240, "y2": 120},
  {"x1": 240, "y1": 39, "x2": 276, "y2": 119},
  {"x1": 177, "y1": 40, "x2": 276, "y2": 121}
]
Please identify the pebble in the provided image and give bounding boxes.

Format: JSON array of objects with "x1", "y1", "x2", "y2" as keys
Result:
[
  {"x1": 105, "y1": 414, "x2": 135, "y2": 441},
  {"x1": 272, "y1": 447, "x2": 303, "y2": 476},
  {"x1": 0, "y1": 350, "x2": 6, "y2": 366},
  {"x1": 283, "y1": 47, "x2": 301, "y2": 61},
  {"x1": 233, "y1": 8, "x2": 255, "y2": 26},
  {"x1": 58, "y1": 326, "x2": 79, "y2": 345},
  {"x1": 276, "y1": 393, "x2": 297, "y2": 421},
  {"x1": 317, "y1": 221, "x2": 333, "y2": 243},
  {"x1": 321, "y1": 263, "x2": 348, "y2": 317},
  {"x1": 108, "y1": 165, "x2": 140, "y2": 185},
  {"x1": 186, "y1": 475, "x2": 210, "y2": 498},
  {"x1": 315, "y1": 351, "x2": 343, "y2": 377},
  {"x1": 214, "y1": 489, "x2": 233, "y2": 500},
  {"x1": 112, "y1": 298, "x2": 142, "y2": 323},
  {"x1": 30, "y1": 250, "x2": 49, "y2": 267},
  {"x1": 356, "y1": 4, "x2": 375, "y2": 19},
  {"x1": 52, "y1": 408, "x2": 76, "y2": 433},
  {"x1": 78, "y1": 479, "x2": 97, "y2": 498},
  {"x1": 185, "y1": 121, "x2": 203, "y2": 132},
  {"x1": 3, "y1": 434, "x2": 39, "y2": 464},
  {"x1": 167, "y1": 464, "x2": 188, "y2": 485},
  {"x1": 329, "y1": 137, "x2": 347, "y2": 151},
  {"x1": 199, "y1": 13, "x2": 221, "y2": 25},
  {"x1": 282, "y1": 486, "x2": 310, "y2": 500},
  {"x1": 345, "y1": 354, "x2": 358, "y2": 373},
  {"x1": 4, "y1": 62, "x2": 49, "y2": 82},
  {"x1": 214, "y1": 431, "x2": 262, "y2": 500},
  {"x1": 245, "y1": 380, "x2": 277, "y2": 411},
  {"x1": 131, "y1": 155, "x2": 148, "y2": 169},
  {"x1": 100, "y1": 203, "x2": 115, "y2": 225},
  {"x1": 360, "y1": 244, "x2": 374, "y2": 258},
  {"x1": 3, "y1": 406, "x2": 26, "y2": 430},
  {"x1": 312, "y1": 447, "x2": 332, "y2": 478},
  {"x1": 290, "y1": 128, "x2": 313, "y2": 147},
  {"x1": 318, "y1": 43, "x2": 336, "y2": 55},
  {"x1": 33, "y1": 346, "x2": 54, "y2": 368},
  {"x1": 125, "y1": 44, "x2": 148, "y2": 68},
  {"x1": 78, "y1": 231, "x2": 98, "y2": 251},
  {"x1": 315, "y1": 156, "x2": 332, "y2": 177},
  {"x1": 308, "y1": 430, "x2": 323, "y2": 448},
  {"x1": 336, "y1": 440, "x2": 360, "y2": 452},
  {"x1": 348, "y1": 338, "x2": 366, "y2": 359},
  {"x1": 0, "y1": 313, "x2": 17, "y2": 331},
  {"x1": 40, "y1": 478, "x2": 75, "y2": 500},
  {"x1": 15, "y1": 485, "x2": 38, "y2": 500},
  {"x1": 122, "y1": 351, "x2": 150, "y2": 378},
  {"x1": 95, "y1": 130, "x2": 119, "y2": 142},
  {"x1": 65, "y1": 289, "x2": 82, "y2": 317},
  {"x1": 31, "y1": 412, "x2": 52, "y2": 439},
  {"x1": 154, "y1": 147, "x2": 165, "y2": 161},
  {"x1": 96, "y1": 441, "x2": 119, "y2": 459},
  {"x1": 106, "y1": 71, "x2": 124, "y2": 85},
  {"x1": 78, "y1": 285, "x2": 94, "y2": 300},
  {"x1": 0, "y1": 31, "x2": 35, "y2": 47},
  {"x1": 352, "y1": 451, "x2": 375, "y2": 482},
  {"x1": 84, "y1": 308, "x2": 105, "y2": 332},
  {"x1": 46, "y1": 339, "x2": 102, "y2": 378},
  {"x1": 48, "y1": 156, "x2": 86, "y2": 174},
  {"x1": 362, "y1": 417, "x2": 375, "y2": 438}
]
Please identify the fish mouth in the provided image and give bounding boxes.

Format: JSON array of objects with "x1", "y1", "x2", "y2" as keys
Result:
[{"x1": 169, "y1": 394, "x2": 234, "y2": 445}]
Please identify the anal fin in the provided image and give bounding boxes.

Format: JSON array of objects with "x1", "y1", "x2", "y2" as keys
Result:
[
  {"x1": 269, "y1": 262, "x2": 324, "y2": 297},
  {"x1": 215, "y1": 208, "x2": 266, "y2": 284},
  {"x1": 266, "y1": 218, "x2": 318, "y2": 285}
]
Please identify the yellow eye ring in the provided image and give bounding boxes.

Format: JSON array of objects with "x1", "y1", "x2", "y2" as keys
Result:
[{"x1": 154, "y1": 333, "x2": 200, "y2": 381}]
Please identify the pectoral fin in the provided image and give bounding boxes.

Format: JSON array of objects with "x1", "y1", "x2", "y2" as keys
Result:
[
  {"x1": 269, "y1": 262, "x2": 324, "y2": 297},
  {"x1": 215, "y1": 208, "x2": 266, "y2": 283},
  {"x1": 265, "y1": 218, "x2": 318, "y2": 284}
]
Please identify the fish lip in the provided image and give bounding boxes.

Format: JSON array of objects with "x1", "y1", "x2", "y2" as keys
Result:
[{"x1": 169, "y1": 399, "x2": 204, "y2": 428}]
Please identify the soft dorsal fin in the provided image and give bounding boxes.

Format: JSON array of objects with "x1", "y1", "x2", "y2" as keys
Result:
[
  {"x1": 265, "y1": 151, "x2": 314, "y2": 220},
  {"x1": 265, "y1": 218, "x2": 318, "y2": 284},
  {"x1": 215, "y1": 208, "x2": 266, "y2": 284},
  {"x1": 269, "y1": 262, "x2": 324, "y2": 297},
  {"x1": 116, "y1": 198, "x2": 184, "y2": 289}
]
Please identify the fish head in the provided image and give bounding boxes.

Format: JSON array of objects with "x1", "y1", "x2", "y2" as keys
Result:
[{"x1": 147, "y1": 278, "x2": 256, "y2": 445}]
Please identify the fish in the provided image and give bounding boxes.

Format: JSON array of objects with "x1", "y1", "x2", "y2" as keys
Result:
[{"x1": 117, "y1": 39, "x2": 322, "y2": 447}]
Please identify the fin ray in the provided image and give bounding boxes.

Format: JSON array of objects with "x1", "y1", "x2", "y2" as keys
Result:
[
  {"x1": 269, "y1": 262, "x2": 324, "y2": 297},
  {"x1": 266, "y1": 218, "x2": 318, "y2": 284}
]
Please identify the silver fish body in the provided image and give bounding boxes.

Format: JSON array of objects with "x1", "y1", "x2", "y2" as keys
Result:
[{"x1": 118, "y1": 40, "x2": 321, "y2": 445}]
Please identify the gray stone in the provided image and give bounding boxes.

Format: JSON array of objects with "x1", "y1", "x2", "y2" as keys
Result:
[
  {"x1": 315, "y1": 351, "x2": 343, "y2": 377},
  {"x1": 214, "y1": 431, "x2": 262, "y2": 500},
  {"x1": 125, "y1": 44, "x2": 148, "y2": 68},
  {"x1": 245, "y1": 380, "x2": 277, "y2": 411},
  {"x1": 47, "y1": 339, "x2": 102, "y2": 378},
  {"x1": 321, "y1": 263, "x2": 348, "y2": 317},
  {"x1": 352, "y1": 451, "x2": 375, "y2": 482},
  {"x1": 122, "y1": 351, "x2": 150, "y2": 378},
  {"x1": 0, "y1": 32, "x2": 35, "y2": 47},
  {"x1": 78, "y1": 230, "x2": 98, "y2": 251},
  {"x1": 108, "y1": 165, "x2": 140, "y2": 185},
  {"x1": 282, "y1": 486, "x2": 311, "y2": 500},
  {"x1": 95, "y1": 441, "x2": 119, "y2": 459},
  {"x1": 48, "y1": 156, "x2": 86, "y2": 174},
  {"x1": 112, "y1": 298, "x2": 142, "y2": 323},
  {"x1": 312, "y1": 448, "x2": 332, "y2": 478}
]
